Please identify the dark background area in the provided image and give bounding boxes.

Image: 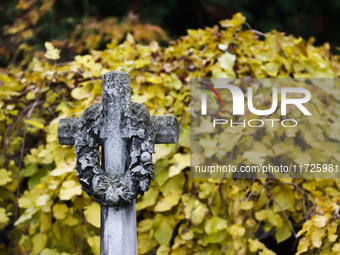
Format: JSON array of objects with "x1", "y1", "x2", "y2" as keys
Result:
[{"x1": 1, "y1": 0, "x2": 340, "y2": 66}]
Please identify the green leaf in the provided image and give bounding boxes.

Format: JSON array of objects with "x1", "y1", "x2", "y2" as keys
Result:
[
  {"x1": 20, "y1": 163, "x2": 38, "y2": 177},
  {"x1": 84, "y1": 202, "x2": 101, "y2": 228},
  {"x1": 28, "y1": 168, "x2": 47, "y2": 190},
  {"x1": 53, "y1": 204, "x2": 69, "y2": 220},
  {"x1": 153, "y1": 214, "x2": 175, "y2": 245},
  {"x1": 275, "y1": 221, "x2": 292, "y2": 243},
  {"x1": 0, "y1": 169, "x2": 12, "y2": 186},
  {"x1": 25, "y1": 119, "x2": 45, "y2": 129},
  {"x1": 204, "y1": 217, "x2": 227, "y2": 234},
  {"x1": 0, "y1": 208, "x2": 10, "y2": 225},
  {"x1": 40, "y1": 248, "x2": 59, "y2": 255},
  {"x1": 87, "y1": 236, "x2": 100, "y2": 255},
  {"x1": 32, "y1": 233, "x2": 48, "y2": 255}
]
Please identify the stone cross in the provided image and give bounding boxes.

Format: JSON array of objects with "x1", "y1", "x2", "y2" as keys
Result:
[{"x1": 57, "y1": 71, "x2": 179, "y2": 255}]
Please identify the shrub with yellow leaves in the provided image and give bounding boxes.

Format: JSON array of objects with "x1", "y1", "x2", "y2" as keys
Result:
[{"x1": 1, "y1": 12, "x2": 340, "y2": 255}]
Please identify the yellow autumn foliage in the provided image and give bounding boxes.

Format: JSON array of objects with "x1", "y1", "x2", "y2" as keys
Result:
[{"x1": 0, "y1": 12, "x2": 340, "y2": 255}]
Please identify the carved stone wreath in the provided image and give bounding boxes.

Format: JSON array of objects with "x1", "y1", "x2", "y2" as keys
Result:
[{"x1": 74, "y1": 102, "x2": 155, "y2": 206}]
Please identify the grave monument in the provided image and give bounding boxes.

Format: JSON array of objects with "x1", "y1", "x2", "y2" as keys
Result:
[{"x1": 58, "y1": 70, "x2": 179, "y2": 255}]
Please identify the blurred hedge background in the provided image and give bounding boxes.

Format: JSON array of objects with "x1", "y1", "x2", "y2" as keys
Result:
[
  {"x1": 2, "y1": 0, "x2": 340, "y2": 68},
  {"x1": 1, "y1": 1, "x2": 340, "y2": 255}
]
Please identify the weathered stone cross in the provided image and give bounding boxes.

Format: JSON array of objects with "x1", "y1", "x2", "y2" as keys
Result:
[{"x1": 57, "y1": 71, "x2": 179, "y2": 255}]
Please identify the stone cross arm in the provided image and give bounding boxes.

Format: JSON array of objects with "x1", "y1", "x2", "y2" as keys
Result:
[{"x1": 58, "y1": 115, "x2": 179, "y2": 145}]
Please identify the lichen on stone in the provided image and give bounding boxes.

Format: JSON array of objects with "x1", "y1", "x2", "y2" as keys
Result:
[{"x1": 74, "y1": 101, "x2": 156, "y2": 206}]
